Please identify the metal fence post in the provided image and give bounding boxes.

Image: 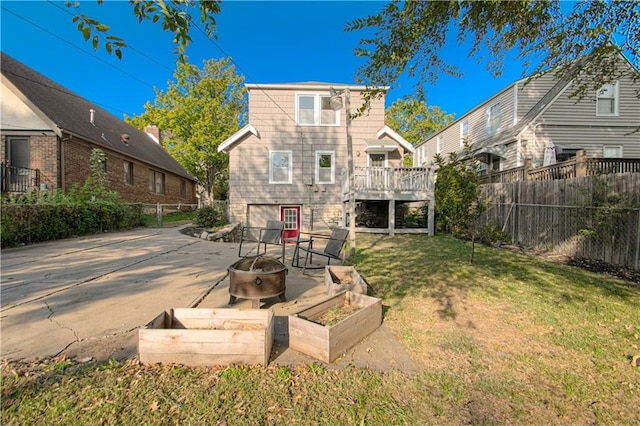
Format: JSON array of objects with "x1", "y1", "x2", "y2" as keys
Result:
[{"x1": 635, "y1": 209, "x2": 640, "y2": 271}]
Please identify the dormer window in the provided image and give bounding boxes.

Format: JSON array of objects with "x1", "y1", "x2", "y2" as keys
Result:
[
  {"x1": 296, "y1": 93, "x2": 339, "y2": 126},
  {"x1": 596, "y1": 82, "x2": 618, "y2": 116}
]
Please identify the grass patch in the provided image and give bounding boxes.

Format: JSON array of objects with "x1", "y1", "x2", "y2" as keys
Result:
[
  {"x1": 2, "y1": 233, "x2": 639, "y2": 424},
  {"x1": 141, "y1": 210, "x2": 196, "y2": 227}
]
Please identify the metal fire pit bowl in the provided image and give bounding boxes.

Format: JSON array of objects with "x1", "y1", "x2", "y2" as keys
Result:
[{"x1": 228, "y1": 256, "x2": 287, "y2": 307}]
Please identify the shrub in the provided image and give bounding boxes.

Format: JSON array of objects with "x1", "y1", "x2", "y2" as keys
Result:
[
  {"x1": 0, "y1": 196, "x2": 143, "y2": 248},
  {"x1": 194, "y1": 205, "x2": 224, "y2": 228}
]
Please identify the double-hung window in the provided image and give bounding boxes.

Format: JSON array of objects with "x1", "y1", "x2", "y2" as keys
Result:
[
  {"x1": 124, "y1": 161, "x2": 134, "y2": 185},
  {"x1": 436, "y1": 136, "x2": 443, "y2": 154},
  {"x1": 487, "y1": 102, "x2": 501, "y2": 135},
  {"x1": 296, "y1": 94, "x2": 339, "y2": 126},
  {"x1": 149, "y1": 169, "x2": 165, "y2": 194},
  {"x1": 270, "y1": 151, "x2": 292, "y2": 184},
  {"x1": 180, "y1": 180, "x2": 186, "y2": 198},
  {"x1": 315, "y1": 151, "x2": 335, "y2": 184},
  {"x1": 596, "y1": 82, "x2": 618, "y2": 116},
  {"x1": 460, "y1": 119, "x2": 469, "y2": 147}
]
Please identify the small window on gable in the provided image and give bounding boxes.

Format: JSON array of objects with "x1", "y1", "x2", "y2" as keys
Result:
[
  {"x1": 124, "y1": 161, "x2": 134, "y2": 185},
  {"x1": 603, "y1": 145, "x2": 622, "y2": 158},
  {"x1": 270, "y1": 151, "x2": 292, "y2": 184},
  {"x1": 296, "y1": 94, "x2": 339, "y2": 126},
  {"x1": 315, "y1": 151, "x2": 335, "y2": 184},
  {"x1": 460, "y1": 119, "x2": 469, "y2": 147},
  {"x1": 436, "y1": 136, "x2": 443, "y2": 154},
  {"x1": 596, "y1": 82, "x2": 618, "y2": 116}
]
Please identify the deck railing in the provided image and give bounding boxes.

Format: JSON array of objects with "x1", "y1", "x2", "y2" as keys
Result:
[
  {"x1": 482, "y1": 151, "x2": 640, "y2": 184},
  {"x1": 0, "y1": 164, "x2": 40, "y2": 193},
  {"x1": 342, "y1": 166, "x2": 433, "y2": 194}
]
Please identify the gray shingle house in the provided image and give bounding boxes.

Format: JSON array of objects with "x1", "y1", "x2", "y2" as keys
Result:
[
  {"x1": 415, "y1": 52, "x2": 640, "y2": 174},
  {"x1": 219, "y1": 82, "x2": 434, "y2": 238}
]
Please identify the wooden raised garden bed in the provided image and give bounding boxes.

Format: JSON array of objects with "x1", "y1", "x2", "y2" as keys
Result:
[
  {"x1": 138, "y1": 308, "x2": 274, "y2": 367},
  {"x1": 288, "y1": 291, "x2": 382, "y2": 363},
  {"x1": 324, "y1": 265, "x2": 368, "y2": 296}
]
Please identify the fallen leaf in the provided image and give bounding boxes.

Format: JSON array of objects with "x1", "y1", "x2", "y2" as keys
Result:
[{"x1": 149, "y1": 401, "x2": 159, "y2": 412}]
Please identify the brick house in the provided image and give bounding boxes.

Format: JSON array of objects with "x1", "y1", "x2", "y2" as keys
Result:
[{"x1": 1, "y1": 52, "x2": 197, "y2": 204}]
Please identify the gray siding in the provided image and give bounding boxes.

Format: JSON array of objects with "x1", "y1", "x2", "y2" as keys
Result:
[{"x1": 227, "y1": 85, "x2": 406, "y2": 231}]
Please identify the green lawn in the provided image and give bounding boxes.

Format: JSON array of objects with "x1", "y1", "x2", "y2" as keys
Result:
[{"x1": 3, "y1": 234, "x2": 639, "y2": 425}]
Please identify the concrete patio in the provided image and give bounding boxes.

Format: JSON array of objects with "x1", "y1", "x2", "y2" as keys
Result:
[{"x1": 0, "y1": 226, "x2": 418, "y2": 372}]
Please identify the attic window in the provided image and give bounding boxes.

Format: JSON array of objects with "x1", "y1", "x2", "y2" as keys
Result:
[{"x1": 596, "y1": 82, "x2": 618, "y2": 116}]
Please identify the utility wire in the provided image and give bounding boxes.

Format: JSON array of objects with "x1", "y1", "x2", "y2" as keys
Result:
[
  {"x1": 45, "y1": 0, "x2": 174, "y2": 73},
  {"x1": 191, "y1": 21, "x2": 301, "y2": 128},
  {"x1": 1, "y1": 5, "x2": 159, "y2": 117}
]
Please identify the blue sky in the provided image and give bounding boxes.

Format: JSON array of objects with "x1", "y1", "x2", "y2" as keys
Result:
[{"x1": 1, "y1": 0, "x2": 534, "y2": 121}]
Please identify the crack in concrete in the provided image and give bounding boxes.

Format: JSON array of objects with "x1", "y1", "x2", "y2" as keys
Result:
[
  {"x1": 1, "y1": 240, "x2": 201, "y2": 314},
  {"x1": 188, "y1": 271, "x2": 229, "y2": 308},
  {"x1": 5, "y1": 233, "x2": 160, "y2": 268},
  {"x1": 44, "y1": 301, "x2": 81, "y2": 357}
]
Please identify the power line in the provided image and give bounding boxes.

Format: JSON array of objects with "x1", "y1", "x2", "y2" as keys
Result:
[
  {"x1": 45, "y1": 0, "x2": 174, "y2": 73},
  {"x1": 191, "y1": 22, "x2": 300, "y2": 127},
  {"x1": 1, "y1": 5, "x2": 158, "y2": 113}
]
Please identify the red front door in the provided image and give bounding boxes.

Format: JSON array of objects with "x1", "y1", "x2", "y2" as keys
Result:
[{"x1": 281, "y1": 206, "x2": 300, "y2": 242}]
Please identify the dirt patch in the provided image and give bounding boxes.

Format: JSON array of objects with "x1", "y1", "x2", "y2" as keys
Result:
[{"x1": 313, "y1": 304, "x2": 362, "y2": 327}]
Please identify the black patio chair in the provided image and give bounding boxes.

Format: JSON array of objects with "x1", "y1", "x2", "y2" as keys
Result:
[
  {"x1": 238, "y1": 220, "x2": 285, "y2": 260},
  {"x1": 294, "y1": 228, "x2": 349, "y2": 274}
]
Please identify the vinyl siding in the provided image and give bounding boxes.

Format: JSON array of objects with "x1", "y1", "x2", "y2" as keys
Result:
[
  {"x1": 417, "y1": 84, "x2": 518, "y2": 165},
  {"x1": 523, "y1": 70, "x2": 640, "y2": 164},
  {"x1": 228, "y1": 85, "x2": 401, "y2": 229}
]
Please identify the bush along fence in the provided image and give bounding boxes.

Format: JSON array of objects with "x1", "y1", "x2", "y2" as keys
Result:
[
  {"x1": 1, "y1": 202, "x2": 144, "y2": 248},
  {"x1": 478, "y1": 173, "x2": 640, "y2": 270}
]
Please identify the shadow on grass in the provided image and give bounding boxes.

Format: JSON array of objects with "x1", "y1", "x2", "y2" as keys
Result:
[{"x1": 347, "y1": 233, "x2": 640, "y2": 321}]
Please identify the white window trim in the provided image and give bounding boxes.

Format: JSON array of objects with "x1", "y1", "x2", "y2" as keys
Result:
[
  {"x1": 602, "y1": 145, "x2": 623, "y2": 158},
  {"x1": 596, "y1": 81, "x2": 619, "y2": 117},
  {"x1": 269, "y1": 150, "x2": 293, "y2": 184},
  {"x1": 295, "y1": 92, "x2": 340, "y2": 127},
  {"x1": 460, "y1": 120, "x2": 469, "y2": 148},
  {"x1": 436, "y1": 135, "x2": 443, "y2": 154},
  {"x1": 315, "y1": 150, "x2": 335, "y2": 184}
]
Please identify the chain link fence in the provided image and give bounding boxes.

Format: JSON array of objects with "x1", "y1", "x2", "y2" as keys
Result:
[{"x1": 480, "y1": 202, "x2": 640, "y2": 270}]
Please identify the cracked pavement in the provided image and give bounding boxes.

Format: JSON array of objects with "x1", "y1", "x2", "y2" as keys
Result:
[
  {"x1": 1, "y1": 227, "x2": 237, "y2": 362},
  {"x1": 1, "y1": 226, "x2": 420, "y2": 373}
]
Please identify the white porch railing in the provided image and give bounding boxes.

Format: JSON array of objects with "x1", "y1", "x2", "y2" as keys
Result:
[{"x1": 342, "y1": 167, "x2": 433, "y2": 194}]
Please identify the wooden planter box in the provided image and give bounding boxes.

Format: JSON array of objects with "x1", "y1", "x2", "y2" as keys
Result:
[
  {"x1": 138, "y1": 308, "x2": 274, "y2": 367},
  {"x1": 324, "y1": 265, "x2": 367, "y2": 296},
  {"x1": 288, "y1": 291, "x2": 382, "y2": 363}
]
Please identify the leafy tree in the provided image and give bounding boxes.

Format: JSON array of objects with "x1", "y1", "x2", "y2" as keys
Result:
[
  {"x1": 346, "y1": 1, "x2": 639, "y2": 112},
  {"x1": 385, "y1": 97, "x2": 454, "y2": 165},
  {"x1": 65, "y1": 0, "x2": 221, "y2": 62},
  {"x1": 434, "y1": 141, "x2": 485, "y2": 263},
  {"x1": 127, "y1": 58, "x2": 246, "y2": 201}
]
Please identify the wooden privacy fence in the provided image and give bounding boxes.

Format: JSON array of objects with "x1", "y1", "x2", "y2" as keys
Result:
[{"x1": 479, "y1": 173, "x2": 640, "y2": 270}]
